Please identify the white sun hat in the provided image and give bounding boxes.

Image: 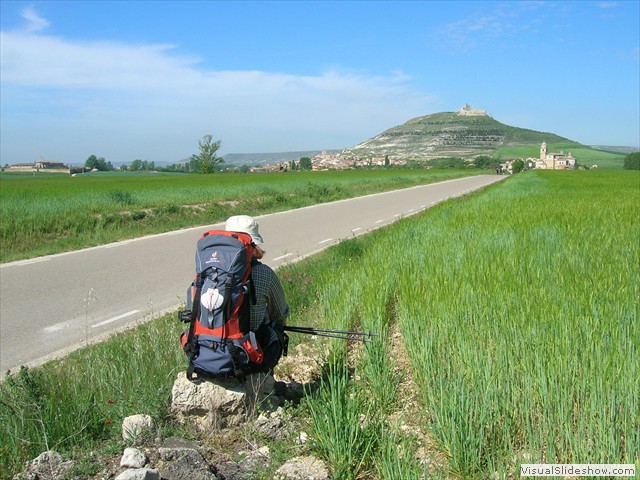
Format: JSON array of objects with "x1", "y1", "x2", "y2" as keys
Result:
[{"x1": 225, "y1": 215, "x2": 265, "y2": 247}]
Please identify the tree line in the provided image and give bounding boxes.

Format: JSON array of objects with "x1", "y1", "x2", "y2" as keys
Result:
[{"x1": 83, "y1": 134, "x2": 640, "y2": 173}]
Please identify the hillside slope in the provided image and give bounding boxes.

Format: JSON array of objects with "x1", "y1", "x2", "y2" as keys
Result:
[{"x1": 343, "y1": 111, "x2": 575, "y2": 160}]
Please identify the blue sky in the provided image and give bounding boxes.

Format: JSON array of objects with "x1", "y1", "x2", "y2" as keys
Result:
[{"x1": 1, "y1": 0, "x2": 638, "y2": 165}]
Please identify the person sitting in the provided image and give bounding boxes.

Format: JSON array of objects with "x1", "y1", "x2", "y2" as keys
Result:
[{"x1": 225, "y1": 215, "x2": 289, "y2": 371}]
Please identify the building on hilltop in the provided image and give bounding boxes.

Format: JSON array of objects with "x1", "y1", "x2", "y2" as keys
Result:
[
  {"x1": 532, "y1": 142, "x2": 576, "y2": 170},
  {"x1": 457, "y1": 103, "x2": 486, "y2": 116}
]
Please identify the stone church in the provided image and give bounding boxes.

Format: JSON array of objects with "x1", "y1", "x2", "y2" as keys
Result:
[{"x1": 533, "y1": 142, "x2": 576, "y2": 169}]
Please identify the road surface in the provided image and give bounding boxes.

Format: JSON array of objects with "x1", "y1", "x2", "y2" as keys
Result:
[{"x1": 0, "y1": 175, "x2": 504, "y2": 372}]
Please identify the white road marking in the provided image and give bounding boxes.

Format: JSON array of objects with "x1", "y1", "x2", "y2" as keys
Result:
[
  {"x1": 318, "y1": 238, "x2": 334, "y2": 244},
  {"x1": 273, "y1": 253, "x2": 293, "y2": 262},
  {"x1": 351, "y1": 227, "x2": 362, "y2": 233},
  {"x1": 375, "y1": 219, "x2": 384, "y2": 224},
  {"x1": 104, "y1": 240, "x2": 133, "y2": 248},
  {"x1": 91, "y1": 310, "x2": 140, "y2": 328},
  {"x1": 43, "y1": 321, "x2": 71, "y2": 333},
  {"x1": 1, "y1": 257, "x2": 50, "y2": 268}
]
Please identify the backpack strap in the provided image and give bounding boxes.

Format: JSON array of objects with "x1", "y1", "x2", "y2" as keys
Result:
[{"x1": 183, "y1": 272, "x2": 205, "y2": 365}]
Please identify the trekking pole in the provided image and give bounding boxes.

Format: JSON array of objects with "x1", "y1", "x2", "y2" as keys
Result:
[{"x1": 283, "y1": 325, "x2": 377, "y2": 343}]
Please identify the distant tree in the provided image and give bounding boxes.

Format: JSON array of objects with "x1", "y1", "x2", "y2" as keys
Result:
[
  {"x1": 512, "y1": 159, "x2": 525, "y2": 173},
  {"x1": 623, "y1": 152, "x2": 640, "y2": 170},
  {"x1": 426, "y1": 157, "x2": 465, "y2": 169},
  {"x1": 191, "y1": 134, "x2": 223, "y2": 174},
  {"x1": 299, "y1": 157, "x2": 312, "y2": 170},
  {"x1": 384, "y1": 155, "x2": 390, "y2": 168},
  {"x1": 474, "y1": 155, "x2": 493, "y2": 168},
  {"x1": 85, "y1": 155, "x2": 110, "y2": 171},
  {"x1": 130, "y1": 159, "x2": 142, "y2": 171}
]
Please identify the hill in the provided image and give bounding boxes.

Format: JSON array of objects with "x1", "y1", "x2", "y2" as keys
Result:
[{"x1": 342, "y1": 111, "x2": 576, "y2": 160}]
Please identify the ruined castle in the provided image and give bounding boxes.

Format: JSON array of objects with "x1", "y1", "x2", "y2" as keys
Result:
[{"x1": 457, "y1": 104, "x2": 487, "y2": 116}]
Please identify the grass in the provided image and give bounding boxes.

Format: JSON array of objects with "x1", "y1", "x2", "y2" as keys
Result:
[
  {"x1": 287, "y1": 169, "x2": 639, "y2": 477},
  {"x1": 1, "y1": 169, "x2": 637, "y2": 478},
  {"x1": 0, "y1": 169, "x2": 479, "y2": 263},
  {"x1": 0, "y1": 313, "x2": 186, "y2": 476}
]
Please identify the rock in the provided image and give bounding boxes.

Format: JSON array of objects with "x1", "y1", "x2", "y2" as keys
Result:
[
  {"x1": 120, "y1": 447, "x2": 147, "y2": 468},
  {"x1": 114, "y1": 468, "x2": 159, "y2": 480},
  {"x1": 122, "y1": 414, "x2": 156, "y2": 443},
  {"x1": 237, "y1": 445, "x2": 270, "y2": 473},
  {"x1": 171, "y1": 372, "x2": 275, "y2": 431},
  {"x1": 12, "y1": 450, "x2": 73, "y2": 480},
  {"x1": 254, "y1": 412, "x2": 284, "y2": 440},
  {"x1": 157, "y1": 449, "x2": 219, "y2": 480},
  {"x1": 158, "y1": 437, "x2": 201, "y2": 461},
  {"x1": 273, "y1": 456, "x2": 330, "y2": 480}
]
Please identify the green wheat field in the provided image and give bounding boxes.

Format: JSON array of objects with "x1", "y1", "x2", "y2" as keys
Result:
[{"x1": 1, "y1": 169, "x2": 638, "y2": 479}]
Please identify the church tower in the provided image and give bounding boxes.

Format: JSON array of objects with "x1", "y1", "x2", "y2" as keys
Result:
[{"x1": 540, "y1": 141, "x2": 547, "y2": 160}]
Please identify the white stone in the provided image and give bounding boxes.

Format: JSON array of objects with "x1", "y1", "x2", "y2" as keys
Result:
[
  {"x1": 274, "y1": 456, "x2": 330, "y2": 480},
  {"x1": 114, "y1": 468, "x2": 159, "y2": 480},
  {"x1": 122, "y1": 414, "x2": 156, "y2": 442},
  {"x1": 170, "y1": 372, "x2": 275, "y2": 431},
  {"x1": 120, "y1": 447, "x2": 147, "y2": 468}
]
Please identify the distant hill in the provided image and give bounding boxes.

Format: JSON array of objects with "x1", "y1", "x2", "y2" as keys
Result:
[
  {"x1": 222, "y1": 150, "x2": 340, "y2": 166},
  {"x1": 342, "y1": 111, "x2": 576, "y2": 160},
  {"x1": 590, "y1": 145, "x2": 639, "y2": 154}
]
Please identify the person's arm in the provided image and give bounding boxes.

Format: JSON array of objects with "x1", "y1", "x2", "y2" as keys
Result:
[{"x1": 267, "y1": 271, "x2": 289, "y2": 326}]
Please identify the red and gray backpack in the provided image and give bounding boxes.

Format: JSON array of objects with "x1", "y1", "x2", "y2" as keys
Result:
[{"x1": 179, "y1": 230, "x2": 264, "y2": 381}]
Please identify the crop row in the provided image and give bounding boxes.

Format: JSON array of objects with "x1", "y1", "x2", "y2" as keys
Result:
[{"x1": 293, "y1": 170, "x2": 638, "y2": 477}]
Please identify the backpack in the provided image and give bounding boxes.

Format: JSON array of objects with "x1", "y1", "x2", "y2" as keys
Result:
[{"x1": 179, "y1": 229, "x2": 265, "y2": 381}]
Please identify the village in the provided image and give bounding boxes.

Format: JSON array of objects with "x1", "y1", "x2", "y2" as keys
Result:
[{"x1": 2, "y1": 143, "x2": 582, "y2": 174}]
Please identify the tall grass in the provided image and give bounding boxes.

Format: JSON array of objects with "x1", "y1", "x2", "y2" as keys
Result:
[
  {"x1": 0, "y1": 169, "x2": 477, "y2": 262},
  {"x1": 0, "y1": 314, "x2": 185, "y2": 475},
  {"x1": 291, "y1": 170, "x2": 639, "y2": 477},
  {"x1": 394, "y1": 170, "x2": 637, "y2": 476}
]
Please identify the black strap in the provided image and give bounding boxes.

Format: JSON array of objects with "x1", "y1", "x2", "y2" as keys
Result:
[
  {"x1": 228, "y1": 342, "x2": 247, "y2": 384},
  {"x1": 183, "y1": 273, "x2": 205, "y2": 361},
  {"x1": 222, "y1": 275, "x2": 234, "y2": 323}
]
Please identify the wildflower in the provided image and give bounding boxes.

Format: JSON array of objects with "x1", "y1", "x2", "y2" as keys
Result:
[
  {"x1": 106, "y1": 399, "x2": 114, "y2": 405},
  {"x1": 105, "y1": 419, "x2": 112, "y2": 425}
]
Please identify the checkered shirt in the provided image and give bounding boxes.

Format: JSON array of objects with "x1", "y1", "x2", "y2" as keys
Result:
[{"x1": 250, "y1": 261, "x2": 289, "y2": 331}]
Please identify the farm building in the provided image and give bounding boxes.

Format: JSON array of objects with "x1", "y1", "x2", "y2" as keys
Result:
[{"x1": 4, "y1": 158, "x2": 69, "y2": 173}]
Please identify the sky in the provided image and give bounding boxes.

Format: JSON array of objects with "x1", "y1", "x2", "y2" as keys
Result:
[{"x1": 1, "y1": 1, "x2": 638, "y2": 165}]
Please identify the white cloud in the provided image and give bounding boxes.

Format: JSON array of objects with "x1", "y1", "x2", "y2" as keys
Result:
[
  {"x1": 0, "y1": 11, "x2": 435, "y2": 161},
  {"x1": 434, "y1": 1, "x2": 550, "y2": 51},
  {"x1": 21, "y1": 6, "x2": 50, "y2": 33}
]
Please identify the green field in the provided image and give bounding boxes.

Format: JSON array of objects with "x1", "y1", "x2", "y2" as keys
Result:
[
  {"x1": 295, "y1": 169, "x2": 639, "y2": 477},
  {"x1": 494, "y1": 143, "x2": 625, "y2": 168},
  {"x1": 0, "y1": 169, "x2": 479, "y2": 263},
  {"x1": 1, "y1": 170, "x2": 638, "y2": 478}
]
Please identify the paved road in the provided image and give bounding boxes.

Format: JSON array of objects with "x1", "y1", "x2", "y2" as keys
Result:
[{"x1": 0, "y1": 175, "x2": 504, "y2": 372}]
